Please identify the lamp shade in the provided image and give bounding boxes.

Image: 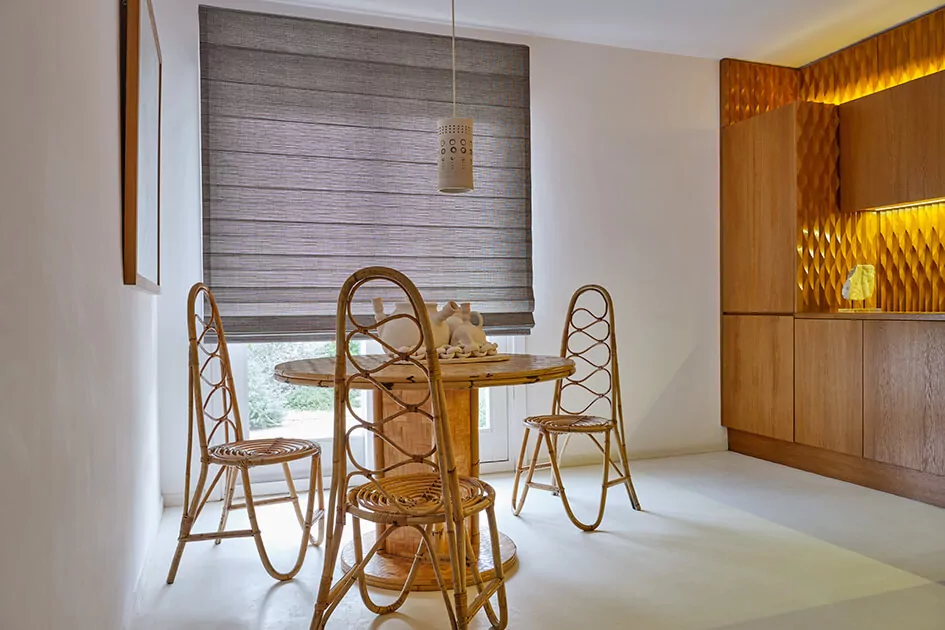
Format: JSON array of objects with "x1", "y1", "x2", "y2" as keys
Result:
[{"x1": 437, "y1": 117, "x2": 473, "y2": 193}]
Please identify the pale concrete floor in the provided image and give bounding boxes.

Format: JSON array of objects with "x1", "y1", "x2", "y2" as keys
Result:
[{"x1": 130, "y1": 452, "x2": 945, "y2": 629}]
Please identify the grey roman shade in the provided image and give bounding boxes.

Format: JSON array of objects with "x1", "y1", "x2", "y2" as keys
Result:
[{"x1": 199, "y1": 7, "x2": 532, "y2": 342}]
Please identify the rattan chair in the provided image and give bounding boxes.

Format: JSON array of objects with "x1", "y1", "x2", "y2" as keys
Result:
[
  {"x1": 166, "y1": 283, "x2": 325, "y2": 584},
  {"x1": 311, "y1": 267, "x2": 507, "y2": 630},
  {"x1": 511, "y1": 284, "x2": 641, "y2": 531}
]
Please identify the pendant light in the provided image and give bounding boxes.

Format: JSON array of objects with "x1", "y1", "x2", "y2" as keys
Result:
[{"x1": 437, "y1": 0, "x2": 473, "y2": 193}]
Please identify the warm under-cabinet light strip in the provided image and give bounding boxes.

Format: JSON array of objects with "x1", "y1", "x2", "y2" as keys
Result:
[{"x1": 858, "y1": 196, "x2": 945, "y2": 213}]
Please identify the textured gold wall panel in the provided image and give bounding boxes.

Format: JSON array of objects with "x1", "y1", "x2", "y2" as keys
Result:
[
  {"x1": 720, "y1": 59, "x2": 799, "y2": 126},
  {"x1": 800, "y1": 39, "x2": 879, "y2": 104},
  {"x1": 801, "y1": 8, "x2": 945, "y2": 105},
  {"x1": 879, "y1": 204, "x2": 945, "y2": 312},
  {"x1": 876, "y1": 9, "x2": 945, "y2": 91},
  {"x1": 725, "y1": 7, "x2": 945, "y2": 313},
  {"x1": 795, "y1": 103, "x2": 878, "y2": 311}
]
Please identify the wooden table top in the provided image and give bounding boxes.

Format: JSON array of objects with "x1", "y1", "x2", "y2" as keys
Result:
[{"x1": 274, "y1": 354, "x2": 575, "y2": 390}]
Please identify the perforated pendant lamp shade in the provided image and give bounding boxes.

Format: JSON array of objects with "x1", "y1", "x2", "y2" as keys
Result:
[
  {"x1": 438, "y1": 117, "x2": 473, "y2": 192},
  {"x1": 438, "y1": 0, "x2": 473, "y2": 193}
]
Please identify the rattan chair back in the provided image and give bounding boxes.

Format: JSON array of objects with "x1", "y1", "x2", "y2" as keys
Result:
[
  {"x1": 187, "y1": 283, "x2": 244, "y2": 463},
  {"x1": 553, "y1": 285, "x2": 623, "y2": 437},
  {"x1": 328, "y1": 266, "x2": 462, "y2": 521}
]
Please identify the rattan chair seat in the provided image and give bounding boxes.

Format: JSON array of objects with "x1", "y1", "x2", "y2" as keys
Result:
[
  {"x1": 348, "y1": 473, "x2": 493, "y2": 519},
  {"x1": 208, "y1": 438, "x2": 321, "y2": 467},
  {"x1": 524, "y1": 414, "x2": 615, "y2": 433}
]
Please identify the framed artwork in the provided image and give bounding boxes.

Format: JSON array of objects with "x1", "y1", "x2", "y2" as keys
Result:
[{"x1": 120, "y1": 0, "x2": 162, "y2": 292}]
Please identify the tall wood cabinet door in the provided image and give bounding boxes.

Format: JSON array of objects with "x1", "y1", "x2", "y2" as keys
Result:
[
  {"x1": 864, "y1": 321, "x2": 945, "y2": 475},
  {"x1": 795, "y1": 319, "x2": 863, "y2": 456},
  {"x1": 721, "y1": 105, "x2": 797, "y2": 313},
  {"x1": 722, "y1": 315, "x2": 794, "y2": 441}
]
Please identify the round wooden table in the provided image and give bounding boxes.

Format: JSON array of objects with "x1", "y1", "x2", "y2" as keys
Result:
[{"x1": 274, "y1": 354, "x2": 574, "y2": 591}]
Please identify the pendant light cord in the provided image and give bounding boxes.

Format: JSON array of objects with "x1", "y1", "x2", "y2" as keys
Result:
[{"x1": 451, "y1": 0, "x2": 456, "y2": 117}]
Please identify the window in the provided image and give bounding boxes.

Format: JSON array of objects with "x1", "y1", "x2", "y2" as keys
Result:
[
  {"x1": 479, "y1": 388, "x2": 490, "y2": 430},
  {"x1": 234, "y1": 336, "x2": 520, "y2": 464},
  {"x1": 198, "y1": 7, "x2": 533, "y2": 342},
  {"x1": 245, "y1": 341, "x2": 365, "y2": 441}
]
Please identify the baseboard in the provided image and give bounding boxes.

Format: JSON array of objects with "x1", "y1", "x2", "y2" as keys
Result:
[
  {"x1": 161, "y1": 444, "x2": 732, "y2": 506},
  {"x1": 163, "y1": 477, "x2": 317, "y2": 507},
  {"x1": 729, "y1": 429, "x2": 945, "y2": 508}
]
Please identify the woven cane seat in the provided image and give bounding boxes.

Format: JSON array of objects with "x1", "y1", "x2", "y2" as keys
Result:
[
  {"x1": 524, "y1": 414, "x2": 615, "y2": 433},
  {"x1": 208, "y1": 437, "x2": 320, "y2": 467},
  {"x1": 348, "y1": 473, "x2": 493, "y2": 519}
]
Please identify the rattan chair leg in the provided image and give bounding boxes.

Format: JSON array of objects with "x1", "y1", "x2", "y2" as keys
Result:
[
  {"x1": 312, "y1": 456, "x2": 325, "y2": 546},
  {"x1": 589, "y1": 429, "x2": 642, "y2": 512},
  {"x1": 442, "y1": 504, "x2": 469, "y2": 630},
  {"x1": 512, "y1": 429, "x2": 547, "y2": 516},
  {"x1": 484, "y1": 505, "x2": 509, "y2": 629},
  {"x1": 310, "y1": 504, "x2": 347, "y2": 630},
  {"x1": 414, "y1": 525, "x2": 461, "y2": 629},
  {"x1": 613, "y1": 431, "x2": 642, "y2": 510},
  {"x1": 546, "y1": 429, "x2": 610, "y2": 532},
  {"x1": 167, "y1": 460, "x2": 212, "y2": 584},
  {"x1": 462, "y1": 510, "x2": 507, "y2": 629},
  {"x1": 353, "y1": 520, "x2": 426, "y2": 614},
  {"x1": 283, "y1": 462, "x2": 305, "y2": 532},
  {"x1": 166, "y1": 533, "x2": 190, "y2": 585},
  {"x1": 214, "y1": 467, "x2": 238, "y2": 545},
  {"x1": 463, "y1": 529, "x2": 496, "y2": 626},
  {"x1": 312, "y1": 524, "x2": 398, "y2": 630},
  {"x1": 240, "y1": 464, "x2": 315, "y2": 581},
  {"x1": 282, "y1": 458, "x2": 323, "y2": 547},
  {"x1": 510, "y1": 427, "x2": 531, "y2": 511}
]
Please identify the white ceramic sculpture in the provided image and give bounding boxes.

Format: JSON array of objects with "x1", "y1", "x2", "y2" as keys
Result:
[
  {"x1": 427, "y1": 301, "x2": 460, "y2": 347},
  {"x1": 446, "y1": 302, "x2": 482, "y2": 336},
  {"x1": 450, "y1": 303, "x2": 487, "y2": 350},
  {"x1": 372, "y1": 298, "x2": 459, "y2": 351}
]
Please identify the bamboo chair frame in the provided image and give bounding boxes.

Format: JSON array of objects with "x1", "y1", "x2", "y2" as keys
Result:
[
  {"x1": 166, "y1": 283, "x2": 325, "y2": 584},
  {"x1": 511, "y1": 284, "x2": 641, "y2": 531},
  {"x1": 311, "y1": 267, "x2": 507, "y2": 630}
]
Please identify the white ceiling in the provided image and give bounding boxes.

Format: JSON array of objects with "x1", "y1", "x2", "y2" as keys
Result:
[{"x1": 282, "y1": 0, "x2": 943, "y2": 66}]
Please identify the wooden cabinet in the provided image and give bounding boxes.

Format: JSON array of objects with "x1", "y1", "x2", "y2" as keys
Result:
[
  {"x1": 721, "y1": 106, "x2": 797, "y2": 313},
  {"x1": 864, "y1": 321, "x2": 945, "y2": 475},
  {"x1": 840, "y1": 69, "x2": 945, "y2": 211},
  {"x1": 795, "y1": 319, "x2": 863, "y2": 456},
  {"x1": 722, "y1": 315, "x2": 794, "y2": 441}
]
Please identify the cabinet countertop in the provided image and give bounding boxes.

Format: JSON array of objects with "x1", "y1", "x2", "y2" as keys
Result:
[{"x1": 794, "y1": 311, "x2": 945, "y2": 322}]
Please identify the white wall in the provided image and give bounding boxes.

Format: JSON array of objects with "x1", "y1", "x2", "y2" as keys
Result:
[
  {"x1": 0, "y1": 0, "x2": 162, "y2": 628},
  {"x1": 152, "y1": 0, "x2": 205, "y2": 504},
  {"x1": 154, "y1": 0, "x2": 723, "y2": 501},
  {"x1": 526, "y1": 40, "x2": 724, "y2": 461}
]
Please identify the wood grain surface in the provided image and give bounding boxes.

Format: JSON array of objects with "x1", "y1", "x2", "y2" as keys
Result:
[
  {"x1": 864, "y1": 321, "x2": 945, "y2": 475},
  {"x1": 275, "y1": 354, "x2": 575, "y2": 390},
  {"x1": 840, "y1": 69, "x2": 945, "y2": 211},
  {"x1": 795, "y1": 311, "x2": 945, "y2": 321},
  {"x1": 794, "y1": 319, "x2": 864, "y2": 456},
  {"x1": 340, "y1": 529, "x2": 517, "y2": 592},
  {"x1": 722, "y1": 315, "x2": 795, "y2": 441},
  {"x1": 721, "y1": 104, "x2": 797, "y2": 313},
  {"x1": 729, "y1": 429, "x2": 945, "y2": 508}
]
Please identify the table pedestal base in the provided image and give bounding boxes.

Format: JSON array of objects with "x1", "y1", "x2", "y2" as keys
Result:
[{"x1": 340, "y1": 531, "x2": 517, "y2": 592}]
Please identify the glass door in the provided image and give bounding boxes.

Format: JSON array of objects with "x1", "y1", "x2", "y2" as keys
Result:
[{"x1": 477, "y1": 336, "x2": 525, "y2": 467}]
